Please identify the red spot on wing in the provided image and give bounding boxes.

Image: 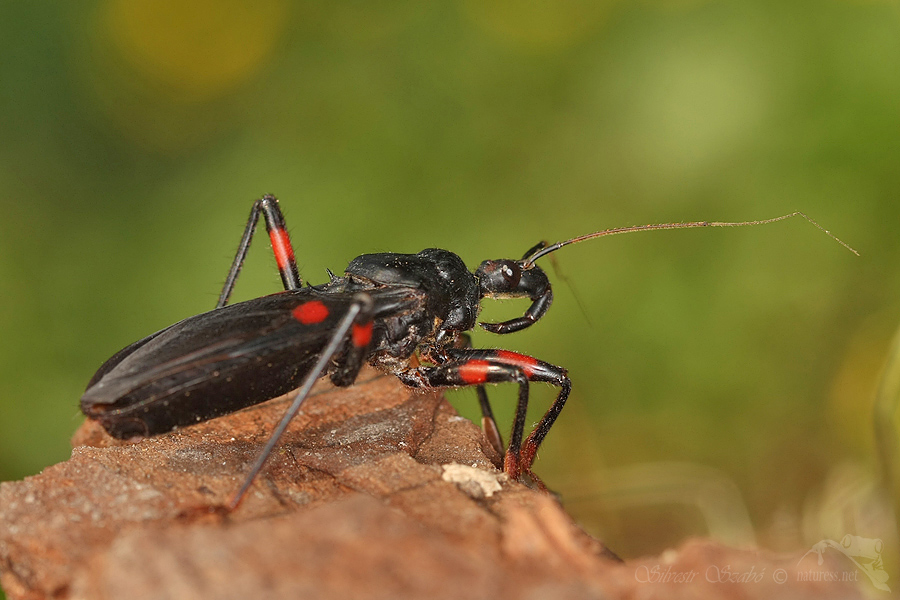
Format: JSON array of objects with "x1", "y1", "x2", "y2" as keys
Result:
[
  {"x1": 352, "y1": 322, "x2": 373, "y2": 347},
  {"x1": 459, "y1": 359, "x2": 491, "y2": 385},
  {"x1": 269, "y1": 228, "x2": 296, "y2": 271},
  {"x1": 293, "y1": 300, "x2": 329, "y2": 324},
  {"x1": 496, "y1": 350, "x2": 539, "y2": 377}
]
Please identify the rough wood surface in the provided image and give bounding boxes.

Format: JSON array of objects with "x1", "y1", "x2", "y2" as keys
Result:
[{"x1": 0, "y1": 370, "x2": 865, "y2": 599}]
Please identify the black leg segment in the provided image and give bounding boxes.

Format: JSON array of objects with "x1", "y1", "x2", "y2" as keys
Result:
[
  {"x1": 396, "y1": 348, "x2": 570, "y2": 480},
  {"x1": 227, "y1": 292, "x2": 374, "y2": 509},
  {"x1": 217, "y1": 195, "x2": 303, "y2": 308}
]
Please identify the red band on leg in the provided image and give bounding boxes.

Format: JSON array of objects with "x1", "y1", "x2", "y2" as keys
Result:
[
  {"x1": 269, "y1": 228, "x2": 296, "y2": 271},
  {"x1": 458, "y1": 359, "x2": 491, "y2": 385},
  {"x1": 496, "y1": 350, "x2": 539, "y2": 377},
  {"x1": 352, "y1": 322, "x2": 373, "y2": 347}
]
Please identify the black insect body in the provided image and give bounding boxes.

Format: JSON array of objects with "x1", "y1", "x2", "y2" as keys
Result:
[{"x1": 80, "y1": 196, "x2": 855, "y2": 508}]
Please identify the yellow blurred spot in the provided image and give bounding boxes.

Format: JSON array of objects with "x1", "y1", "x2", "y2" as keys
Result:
[
  {"x1": 462, "y1": 0, "x2": 611, "y2": 50},
  {"x1": 103, "y1": 0, "x2": 287, "y2": 102}
]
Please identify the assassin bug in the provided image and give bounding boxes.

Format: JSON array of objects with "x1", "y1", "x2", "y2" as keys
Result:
[{"x1": 80, "y1": 195, "x2": 856, "y2": 509}]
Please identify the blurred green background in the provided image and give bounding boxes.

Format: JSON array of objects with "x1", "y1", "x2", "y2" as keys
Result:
[{"x1": 1, "y1": 0, "x2": 898, "y2": 568}]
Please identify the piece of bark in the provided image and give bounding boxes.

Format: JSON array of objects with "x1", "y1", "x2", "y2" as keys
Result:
[{"x1": 0, "y1": 370, "x2": 866, "y2": 599}]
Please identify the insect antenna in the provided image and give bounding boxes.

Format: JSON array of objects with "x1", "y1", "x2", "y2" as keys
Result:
[{"x1": 521, "y1": 211, "x2": 859, "y2": 267}]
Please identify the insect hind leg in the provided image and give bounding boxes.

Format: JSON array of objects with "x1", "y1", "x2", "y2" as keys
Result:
[
  {"x1": 227, "y1": 293, "x2": 374, "y2": 510},
  {"x1": 217, "y1": 195, "x2": 303, "y2": 308}
]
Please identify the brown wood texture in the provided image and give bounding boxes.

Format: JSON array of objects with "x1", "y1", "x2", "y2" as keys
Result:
[{"x1": 0, "y1": 369, "x2": 864, "y2": 599}]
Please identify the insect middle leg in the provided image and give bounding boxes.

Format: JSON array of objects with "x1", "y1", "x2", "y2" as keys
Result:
[
  {"x1": 397, "y1": 348, "x2": 571, "y2": 481},
  {"x1": 218, "y1": 194, "x2": 302, "y2": 308}
]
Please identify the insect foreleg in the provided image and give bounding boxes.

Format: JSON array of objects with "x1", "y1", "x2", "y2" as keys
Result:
[
  {"x1": 428, "y1": 333, "x2": 505, "y2": 458},
  {"x1": 397, "y1": 348, "x2": 570, "y2": 483}
]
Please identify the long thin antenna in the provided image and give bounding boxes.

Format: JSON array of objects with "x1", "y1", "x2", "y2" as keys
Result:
[{"x1": 522, "y1": 211, "x2": 858, "y2": 267}]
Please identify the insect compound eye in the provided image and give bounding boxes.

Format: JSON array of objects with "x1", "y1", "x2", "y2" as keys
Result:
[
  {"x1": 499, "y1": 261, "x2": 521, "y2": 288},
  {"x1": 476, "y1": 259, "x2": 522, "y2": 295}
]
